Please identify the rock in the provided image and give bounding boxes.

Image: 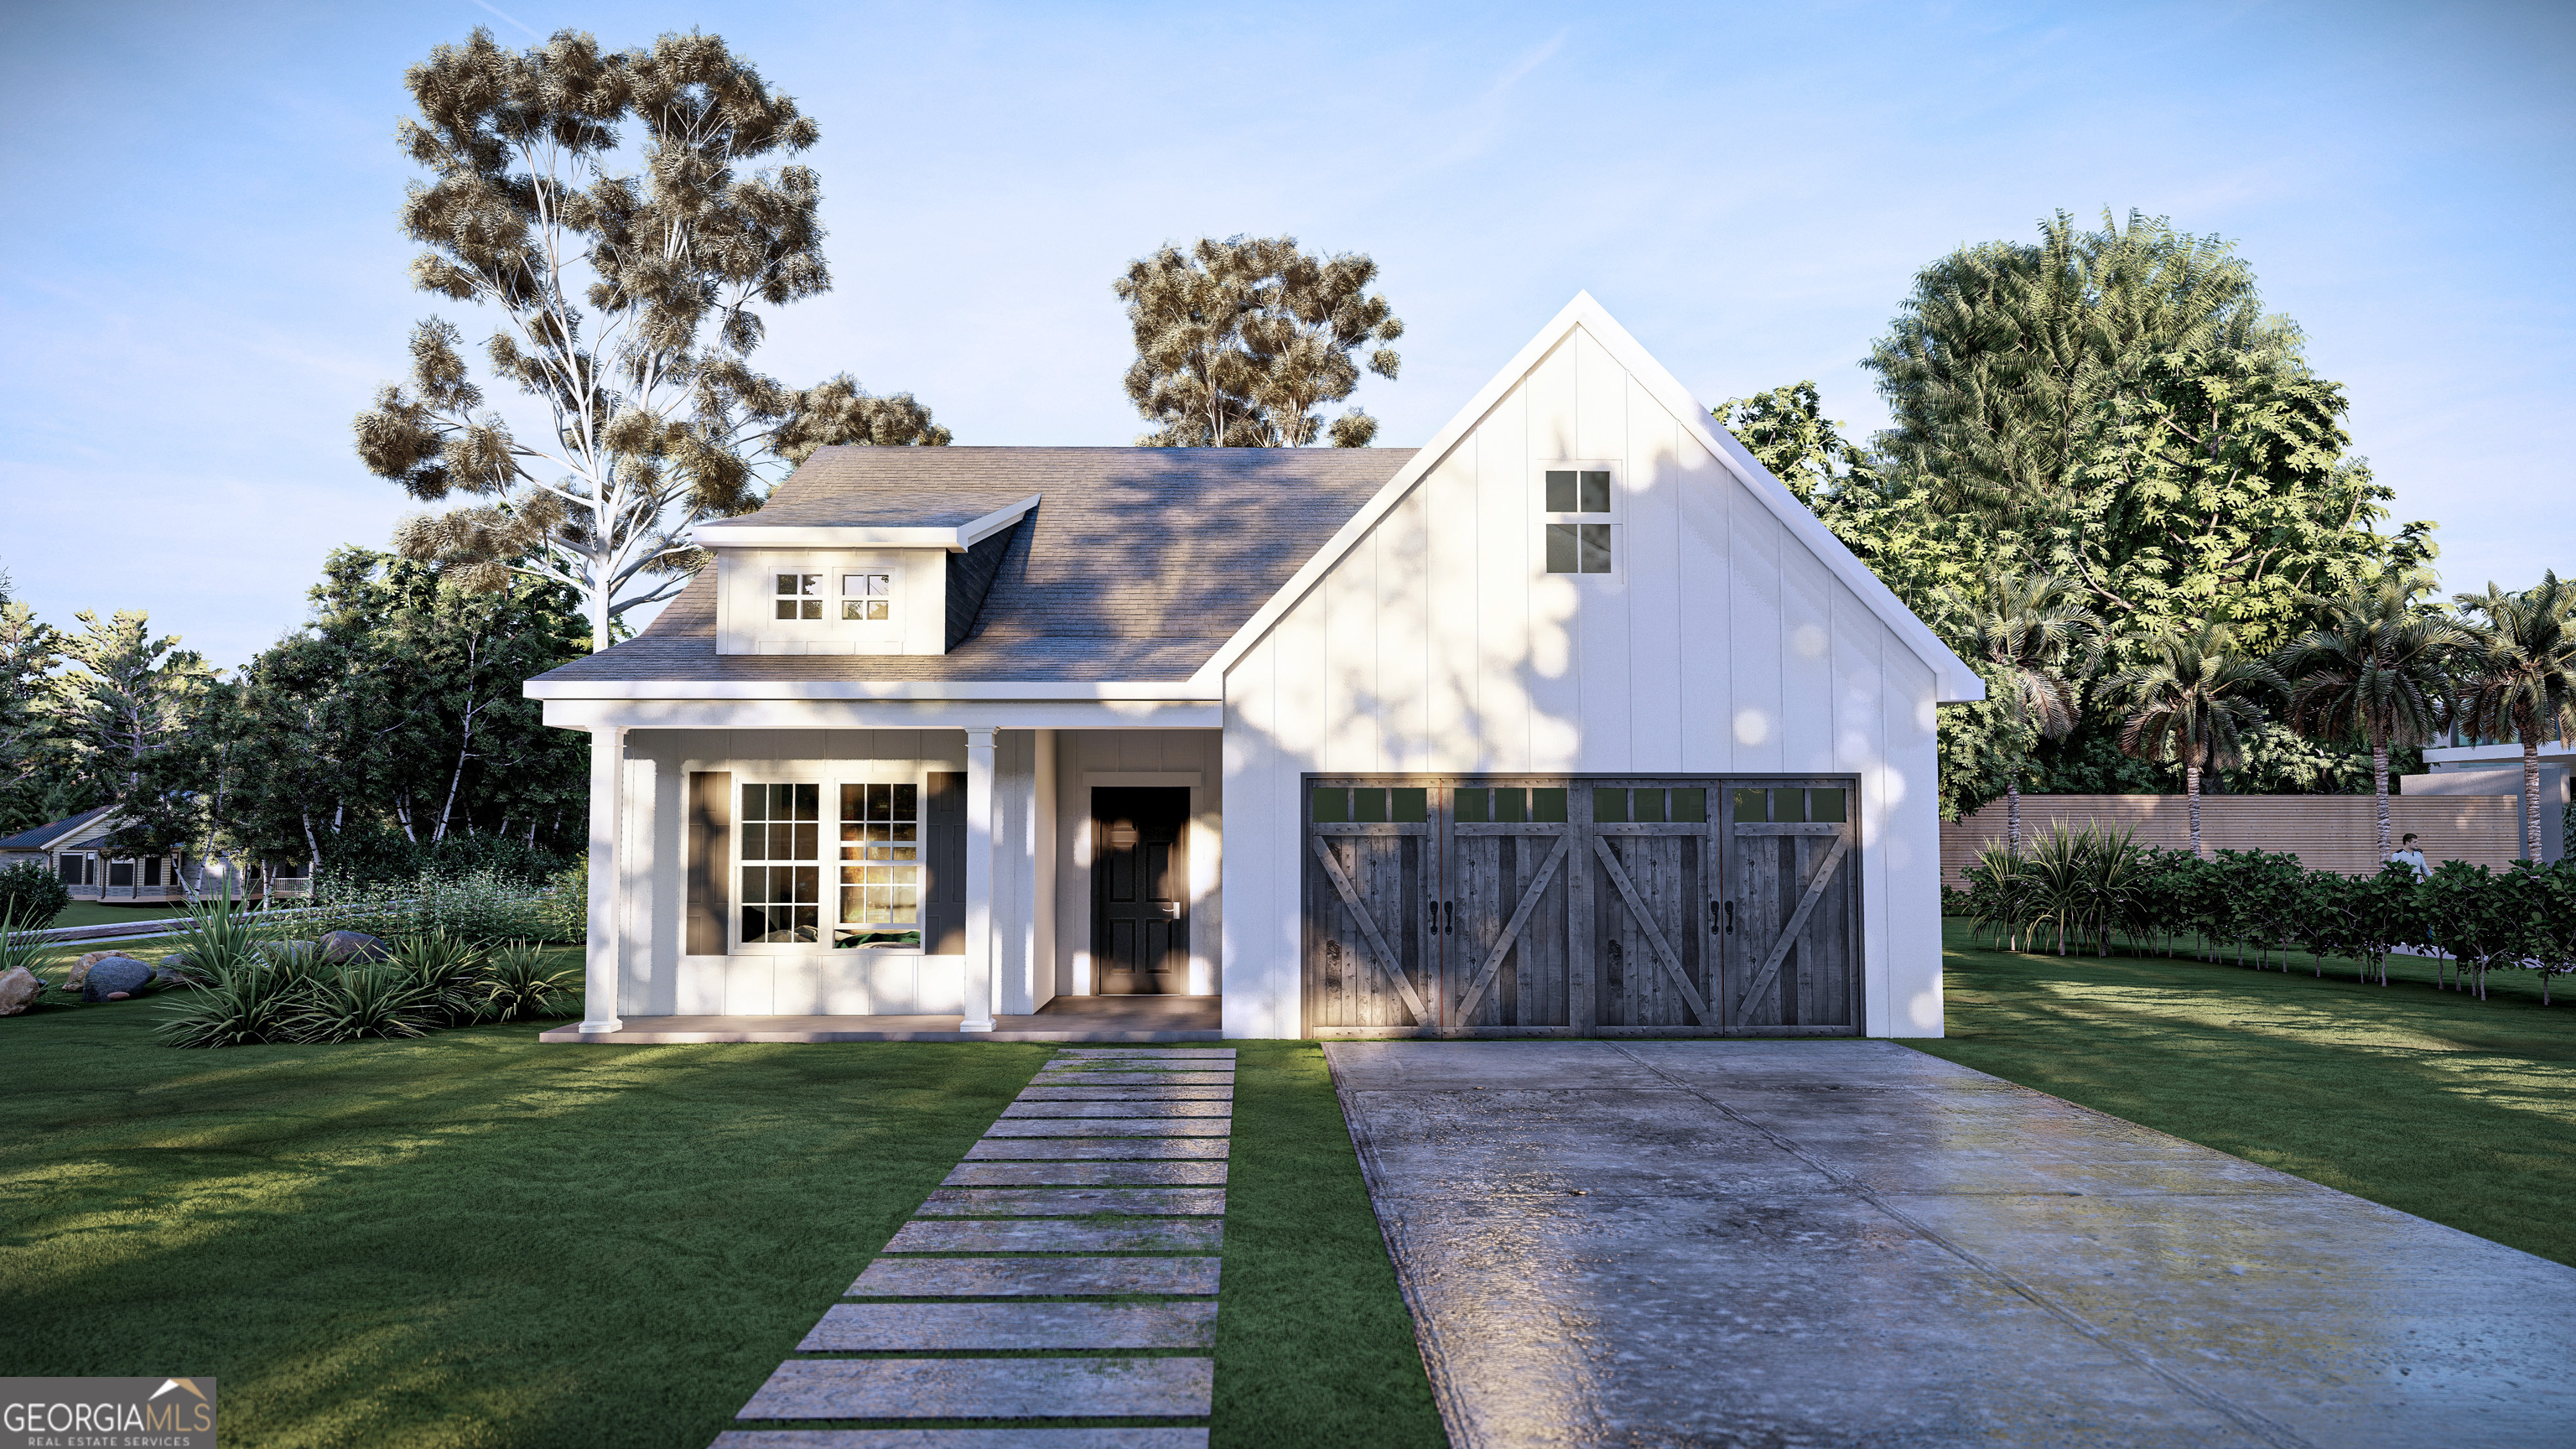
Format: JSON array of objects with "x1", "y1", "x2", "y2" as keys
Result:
[
  {"x1": 64, "y1": 949, "x2": 130, "y2": 990},
  {"x1": 0, "y1": 967, "x2": 36, "y2": 1015},
  {"x1": 150, "y1": 965, "x2": 190, "y2": 989},
  {"x1": 159, "y1": 949, "x2": 199, "y2": 977},
  {"x1": 319, "y1": 930, "x2": 391, "y2": 964},
  {"x1": 80, "y1": 956, "x2": 153, "y2": 1002}
]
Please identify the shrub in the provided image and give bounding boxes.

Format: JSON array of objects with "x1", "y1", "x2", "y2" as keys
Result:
[
  {"x1": 288, "y1": 965, "x2": 435, "y2": 1043},
  {"x1": 387, "y1": 929, "x2": 491, "y2": 1026},
  {"x1": 0, "y1": 860, "x2": 70, "y2": 929},
  {"x1": 477, "y1": 940, "x2": 580, "y2": 1021}
]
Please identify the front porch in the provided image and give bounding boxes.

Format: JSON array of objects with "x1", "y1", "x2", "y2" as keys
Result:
[{"x1": 539, "y1": 994, "x2": 1221, "y2": 1044}]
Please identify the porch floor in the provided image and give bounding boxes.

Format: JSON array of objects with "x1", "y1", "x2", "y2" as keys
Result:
[{"x1": 537, "y1": 994, "x2": 1222, "y2": 1045}]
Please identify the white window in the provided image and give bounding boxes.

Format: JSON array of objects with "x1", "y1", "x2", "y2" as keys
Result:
[
  {"x1": 739, "y1": 782, "x2": 821, "y2": 943},
  {"x1": 836, "y1": 782, "x2": 922, "y2": 949},
  {"x1": 842, "y1": 572, "x2": 894, "y2": 622},
  {"x1": 773, "y1": 573, "x2": 823, "y2": 621},
  {"x1": 1539, "y1": 465, "x2": 1616, "y2": 574}
]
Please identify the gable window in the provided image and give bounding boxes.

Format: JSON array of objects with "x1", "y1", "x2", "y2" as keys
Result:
[
  {"x1": 774, "y1": 574, "x2": 823, "y2": 621},
  {"x1": 1541, "y1": 467, "x2": 1614, "y2": 574},
  {"x1": 740, "y1": 783, "x2": 821, "y2": 943},
  {"x1": 842, "y1": 573, "x2": 893, "y2": 622},
  {"x1": 837, "y1": 782, "x2": 922, "y2": 949}
]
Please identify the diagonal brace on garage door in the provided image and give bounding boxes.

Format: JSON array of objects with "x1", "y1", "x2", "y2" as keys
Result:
[
  {"x1": 1591, "y1": 836, "x2": 1711, "y2": 1024},
  {"x1": 1741, "y1": 831, "x2": 1852, "y2": 1018},
  {"x1": 1308, "y1": 834, "x2": 1431, "y2": 1023},
  {"x1": 1452, "y1": 834, "x2": 1571, "y2": 1021}
]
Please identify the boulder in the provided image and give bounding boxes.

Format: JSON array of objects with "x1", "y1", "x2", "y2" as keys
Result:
[
  {"x1": 149, "y1": 965, "x2": 190, "y2": 989},
  {"x1": 0, "y1": 967, "x2": 37, "y2": 1015},
  {"x1": 64, "y1": 949, "x2": 129, "y2": 990},
  {"x1": 319, "y1": 930, "x2": 391, "y2": 964},
  {"x1": 80, "y1": 956, "x2": 154, "y2": 1002}
]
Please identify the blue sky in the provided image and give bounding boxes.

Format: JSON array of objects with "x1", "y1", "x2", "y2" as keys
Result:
[{"x1": 3, "y1": 0, "x2": 2568, "y2": 667}]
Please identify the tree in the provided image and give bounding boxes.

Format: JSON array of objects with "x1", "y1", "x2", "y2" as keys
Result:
[
  {"x1": 355, "y1": 27, "x2": 948, "y2": 653},
  {"x1": 46, "y1": 610, "x2": 215, "y2": 860},
  {"x1": 1959, "y1": 572, "x2": 2102, "y2": 850},
  {"x1": 220, "y1": 549, "x2": 590, "y2": 876},
  {"x1": 0, "y1": 573, "x2": 67, "y2": 834},
  {"x1": 1114, "y1": 236, "x2": 1402, "y2": 449},
  {"x1": 2274, "y1": 569, "x2": 2464, "y2": 860},
  {"x1": 2451, "y1": 572, "x2": 2576, "y2": 862},
  {"x1": 2110, "y1": 621, "x2": 2283, "y2": 856}
]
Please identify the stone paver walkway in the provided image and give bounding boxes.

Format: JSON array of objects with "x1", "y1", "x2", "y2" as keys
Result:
[
  {"x1": 715, "y1": 1048, "x2": 1234, "y2": 1449},
  {"x1": 1330, "y1": 1039, "x2": 2576, "y2": 1449}
]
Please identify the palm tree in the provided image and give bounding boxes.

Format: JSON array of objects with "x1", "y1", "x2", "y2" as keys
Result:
[
  {"x1": 2111, "y1": 621, "x2": 2283, "y2": 857},
  {"x1": 2451, "y1": 572, "x2": 2576, "y2": 862},
  {"x1": 1966, "y1": 571, "x2": 2103, "y2": 852},
  {"x1": 2274, "y1": 570, "x2": 2464, "y2": 861}
]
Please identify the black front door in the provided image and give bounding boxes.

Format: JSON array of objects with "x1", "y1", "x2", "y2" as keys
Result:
[{"x1": 1093, "y1": 787, "x2": 1189, "y2": 995}]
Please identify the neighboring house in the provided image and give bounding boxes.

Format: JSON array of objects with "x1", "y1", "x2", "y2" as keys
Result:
[
  {"x1": 0, "y1": 807, "x2": 210, "y2": 906},
  {"x1": 527, "y1": 294, "x2": 1984, "y2": 1041}
]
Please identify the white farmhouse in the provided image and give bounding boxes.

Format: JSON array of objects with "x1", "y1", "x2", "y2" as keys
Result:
[{"x1": 526, "y1": 295, "x2": 1983, "y2": 1042}]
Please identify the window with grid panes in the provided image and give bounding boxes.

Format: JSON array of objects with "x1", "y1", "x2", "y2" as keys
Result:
[
  {"x1": 841, "y1": 573, "x2": 894, "y2": 621},
  {"x1": 740, "y1": 783, "x2": 821, "y2": 943},
  {"x1": 837, "y1": 782, "x2": 922, "y2": 948},
  {"x1": 774, "y1": 573, "x2": 823, "y2": 620},
  {"x1": 1542, "y1": 468, "x2": 1613, "y2": 574}
]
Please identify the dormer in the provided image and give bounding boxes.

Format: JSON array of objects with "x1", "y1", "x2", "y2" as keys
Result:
[{"x1": 697, "y1": 491, "x2": 1037, "y2": 657}]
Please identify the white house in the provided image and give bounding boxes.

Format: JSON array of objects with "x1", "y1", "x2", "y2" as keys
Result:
[{"x1": 526, "y1": 295, "x2": 1983, "y2": 1041}]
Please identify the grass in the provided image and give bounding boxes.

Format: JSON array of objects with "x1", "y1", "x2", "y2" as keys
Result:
[
  {"x1": 0, "y1": 989, "x2": 1438, "y2": 1447},
  {"x1": 1216, "y1": 1043, "x2": 1445, "y2": 1447},
  {"x1": 1912, "y1": 919, "x2": 2576, "y2": 1267},
  {"x1": 28, "y1": 900, "x2": 196, "y2": 932}
]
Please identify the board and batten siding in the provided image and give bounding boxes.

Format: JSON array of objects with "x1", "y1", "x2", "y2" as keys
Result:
[
  {"x1": 1220, "y1": 325, "x2": 1946, "y2": 1040},
  {"x1": 618, "y1": 727, "x2": 1056, "y2": 1017}
]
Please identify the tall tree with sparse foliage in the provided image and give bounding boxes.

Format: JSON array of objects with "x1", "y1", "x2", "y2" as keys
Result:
[
  {"x1": 0, "y1": 571, "x2": 68, "y2": 834},
  {"x1": 354, "y1": 27, "x2": 948, "y2": 653},
  {"x1": 1114, "y1": 236, "x2": 1402, "y2": 448},
  {"x1": 46, "y1": 610, "x2": 215, "y2": 857}
]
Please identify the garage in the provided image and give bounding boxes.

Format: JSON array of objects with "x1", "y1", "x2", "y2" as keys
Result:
[{"x1": 1302, "y1": 775, "x2": 1858, "y2": 1038}]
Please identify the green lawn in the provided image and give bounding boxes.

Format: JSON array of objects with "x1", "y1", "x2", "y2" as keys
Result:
[
  {"x1": 1912, "y1": 920, "x2": 2576, "y2": 1267},
  {"x1": 0, "y1": 989, "x2": 1436, "y2": 1448}
]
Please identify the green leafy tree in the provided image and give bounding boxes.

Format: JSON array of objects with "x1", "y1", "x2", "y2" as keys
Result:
[
  {"x1": 2450, "y1": 571, "x2": 2576, "y2": 862},
  {"x1": 355, "y1": 27, "x2": 947, "y2": 653},
  {"x1": 45, "y1": 610, "x2": 215, "y2": 860},
  {"x1": 1114, "y1": 235, "x2": 1402, "y2": 448},
  {"x1": 1958, "y1": 572, "x2": 2102, "y2": 850},
  {"x1": 221, "y1": 549, "x2": 589, "y2": 880},
  {"x1": 2109, "y1": 621, "x2": 2283, "y2": 856},
  {"x1": 2274, "y1": 569, "x2": 2464, "y2": 860},
  {"x1": 0, "y1": 574, "x2": 68, "y2": 834}
]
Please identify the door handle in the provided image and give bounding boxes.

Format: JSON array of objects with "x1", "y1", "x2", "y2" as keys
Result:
[
  {"x1": 1720, "y1": 901, "x2": 1735, "y2": 935},
  {"x1": 1157, "y1": 901, "x2": 1180, "y2": 919},
  {"x1": 1445, "y1": 900, "x2": 1457, "y2": 935}
]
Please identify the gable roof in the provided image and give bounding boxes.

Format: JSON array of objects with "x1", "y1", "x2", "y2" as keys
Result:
[
  {"x1": 0, "y1": 806, "x2": 116, "y2": 853},
  {"x1": 1196, "y1": 293, "x2": 1984, "y2": 703},
  {"x1": 527, "y1": 447, "x2": 1415, "y2": 695}
]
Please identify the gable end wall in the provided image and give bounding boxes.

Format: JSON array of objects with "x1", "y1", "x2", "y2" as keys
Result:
[{"x1": 1219, "y1": 326, "x2": 1944, "y2": 1040}]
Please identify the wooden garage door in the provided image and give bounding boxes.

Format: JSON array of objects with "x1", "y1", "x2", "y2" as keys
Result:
[
  {"x1": 1304, "y1": 776, "x2": 1854, "y2": 1038},
  {"x1": 1723, "y1": 783, "x2": 1861, "y2": 1035}
]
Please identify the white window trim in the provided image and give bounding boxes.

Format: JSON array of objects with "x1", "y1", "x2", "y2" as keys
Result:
[
  {"x1": 838, "y1": 569, "x2": 901, "y2": 628},
  {"x1": 727, "y1": 770, "x2": 930, "y2": 955},
  {"x1": 1534, "y1": 459, "x2": 1622, "y2": 577}
]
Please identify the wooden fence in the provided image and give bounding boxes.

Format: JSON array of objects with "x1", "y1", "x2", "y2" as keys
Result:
[{"x1": 1939, "y1": 794, "x2": 2527, "y2": 890}]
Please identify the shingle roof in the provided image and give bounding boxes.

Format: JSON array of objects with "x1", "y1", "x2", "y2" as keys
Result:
[
  {"x1": 533, "y1": 446, "x2": 1415, "y2": 687},
  {"x1": 0, "y1": 806, "x2": 115, "y2": 852}
]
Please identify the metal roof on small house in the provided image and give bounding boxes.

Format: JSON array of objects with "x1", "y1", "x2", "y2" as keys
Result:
[
  {"x1": 0, "y1": 806, "x2": 116, "y2": 853},
  {"x1": 532, "y1": 445, "x2": 1416, "y2": 686}
]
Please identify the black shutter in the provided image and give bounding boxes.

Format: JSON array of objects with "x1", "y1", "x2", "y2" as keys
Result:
[
  {"x1": 687, "y1": 771, "x2": 732, "y2": 954},
  {"x1": 924, "y1": 771, "x2": 967, "y2": 954}
]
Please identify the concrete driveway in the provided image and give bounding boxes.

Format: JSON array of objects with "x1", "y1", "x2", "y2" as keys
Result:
[{"x1": 1327, "y1": 1040, "x2": 2575, "y2": 1448}]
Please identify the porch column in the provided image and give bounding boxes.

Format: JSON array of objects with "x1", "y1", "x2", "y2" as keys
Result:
[
  {"x1": 579, "y1": 726, "x2": 626, "y2": 1036},
  {"x1": 962, "y1": 727, "x2": 999, "y2": 1032}
]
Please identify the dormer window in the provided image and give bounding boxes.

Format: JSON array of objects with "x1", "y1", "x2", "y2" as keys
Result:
[
  {"x1": 843, "y1": 573, "x2": 894, "y2": 621},
  {"x1": 1540, "y1": 465, "x2": 1616, "y2": 574},
  {"x1": 774, "y1": 574, "x2": 823, "y2": 620}
]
